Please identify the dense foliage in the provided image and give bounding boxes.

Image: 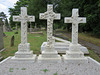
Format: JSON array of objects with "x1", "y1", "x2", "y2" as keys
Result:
[
  {"x1": 0, "y1": 12, "x2": 8, "y2": 26},
  {"x1": 9, "y1": 0, "x2": 100, "y2": 36},
  {"x1": 0, "y1": 12, "x2": 6, "y2": 21}
]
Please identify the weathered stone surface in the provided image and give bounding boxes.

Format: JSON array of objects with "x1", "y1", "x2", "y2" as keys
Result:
[
  {"x1": 39, "y1": 4, "x2": 60, "y2": 48},
  {"x1": 30, "y1": 31, "x2": 43, "y2": 35},
  {"x1": 41, "y1": 42, "x2": 89, "y2": 54},
  {"x1": 3, "y1": 21, "x2": 8, "y2": 32},
  {"x1": 8, "y1": 22, "x2": 12, "y2": 31},
  {"x1": 41, "y1": 36, "x2": 89, "y2": 54},
  {"x1": 63, "y1": 8, "x2": 87, "y2": 62},
  {"x1": 29, "y1": 22, "x2": 33, "y2": 32},
  {"x1": 0, "y1": 57, "x2": 100, "y2": 75},
  {"x1": 12, "y1": 7, "x2": 36, "y2": 60},
  {"x1": 11, "y1": 35, "x2": 15, "y2": 47},
  {"x1": 15, "y1": 23, "x2": 18, "y2": 30},
  {"x1": 13, "y1": 7, "x2": 35, "y2": 44},
  {"x1": 38, "y1": 4, "x2": 61, "y2": 61},
  {"x1": 64, "y1": 9, "x2": 86, "y2": 45},
  {"x1": 0, "y1": 26, "x2": 4, "y2": 50},
  {"x1": 0, "y1": 21, "x2": 4, "y2": 60}
]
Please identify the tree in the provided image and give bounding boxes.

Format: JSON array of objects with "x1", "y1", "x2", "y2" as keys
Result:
[
  {"x1": 9, "y1": 0, "x2": 100, "y2": 36},
  {"x1": 5, "y1": 18, "x2": 9, "y2": 27},
  {"x1": 9, "y1": 0, "x2": 30, "y2": 28},
  {"x1": 0, "y1": 18, "x2": 3, "y2": 26},
  {"x1": 0, "y1": 12, "x2": 7, "y2": 21}
]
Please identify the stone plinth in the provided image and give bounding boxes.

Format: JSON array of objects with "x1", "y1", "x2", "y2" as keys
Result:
[
  {"x1": 38, "y1": 46, "x2": 61, "y2": 62},
  {"x1": 62, "y1": 43, "x2": 88, "y2": 63},
  {"x1": 12, "y1": 43, "x2": 36, "y2": 60},
  {"x1": 12, "y1": 7, "x2": 36, "y2": 60},
  {"x1": 41, "y1": 42, "x2": 89, "y2": 54}
]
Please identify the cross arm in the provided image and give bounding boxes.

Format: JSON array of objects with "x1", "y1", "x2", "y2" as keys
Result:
[
  {"x1": 27, "y1": 16, "x2": 35, "y2": 22},
  {"x1": 13, "y1": 16, "x2": 21, "y2": 22},
  {"x1": 64, "y1": 17, "x2": 72, "y2": 23},
  {"x1": 39, "y1": 13, "x2": 47, "y2": 20},
  {"x1": 54, "y1": 13, "x2": 61, "y2": 20},
  {"x1": 78, "y1": 17, "x2": 86, "y2": 23}
]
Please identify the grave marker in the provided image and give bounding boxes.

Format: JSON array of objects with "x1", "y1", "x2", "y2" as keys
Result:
[
  {"x1": 63, "y1": 9, "x2": 88, "y2": 63},
  {"x1": 11, "y1": 35, "x2": 15, "y2": 47},
  {"x1": 40, "y1": 4, "x2": 60, "y2": 48},
  {"x1": 64, "y1": 9, "x2": 86, "y2": 45},
  {"x1": 38, "y1": 4, "x2": 61, "y2": 61},
  {"x1": 0, "y1": 20, "x2": 4, "y2": 60},
  {"x1": 3, "y1": 21, "x2": 7, "y2": 32},
  {"x1": 12, "y1": 7, "x2": 36, "y2": 60},
  {"x1": 29, "y1": 22, "x2": 33, "y2": 32},
  {"x1": 15, "y1": 23, "x2": 18, "y2": 30}
]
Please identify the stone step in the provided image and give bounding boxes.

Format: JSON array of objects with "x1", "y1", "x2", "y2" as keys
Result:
[{"x1": 15, "y1": 51, "x2": 33, "y2": 58}]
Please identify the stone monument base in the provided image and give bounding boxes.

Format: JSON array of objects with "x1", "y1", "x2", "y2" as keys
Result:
[
  {"x1": 41, "y1": 42, "x2": 89, "y2": 54},
  {"x1": 11, "y1": 43, "x2": 36, "y2": 61},
  {"x1": 11, "y1": 51, "x2": 36, "y2": 61},
  {"x1": 62, "y1": 43, "x2": 88, "y2": 63},
  {"x1": 62, "y1": 55, "x2": 88, "y2": 64},
  {"x1": 38, "y1": 47, "x2": 61, "y2": 62},
  {"x1": 38, "y1": 55, "x2": 61, "y2": 62}
]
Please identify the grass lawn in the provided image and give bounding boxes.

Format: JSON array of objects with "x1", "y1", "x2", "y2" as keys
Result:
[
  {"x1": 1, "y1": 30, "x2": 46, "y2": 59},
  {"x1": 79, "y1": 33, "x2": 100, "y2": 47},
  {"x1": 1, "y1": 30, "x2": 100, "y2": 62}
]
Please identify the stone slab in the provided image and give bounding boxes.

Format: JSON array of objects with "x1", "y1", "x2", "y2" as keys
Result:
[
  {"x1": 11, "y1": 55, "x2": 36, "y2": 61},
  {"x1": 62, "y1": 55, "x2": 88, "y2": 64},
  {"x1": 41, "y1": 42, "x2": 89, "y2": 54},
  {"x1": 30, "y1": 31, "x2": 43, "y2": 34},
  {"x1": 0, "y1": 48, "x2": 5, "y2": 52},
  {"x1": 0, "y1": 57, "x2": 100, "y2": 75},
  {"x1": 38, "y1": 55, "x2": 61, "y2": 63},
  {"x1": 0, "y1": 26, "x2": 4, "y2": 50}
]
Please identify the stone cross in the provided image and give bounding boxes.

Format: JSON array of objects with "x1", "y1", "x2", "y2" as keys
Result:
[
  {"x1": 30, "y1": 22, "x2": 32, "y2": 28},
  {"x1": 64, "y1": 9, "x2": 86, "y2": 44},
  {"x1": 40, "y1": 4, "x2": 60, "y2": 48},
  {"x1": 15, "y1": 23, "x2": 18, "y2": 30},
  {"x1": 34, "y1": 23, "x2": 37, "y2": 29},
  {"x1": 3, "y1": 21, "x2": 7, "y2": 32},
  {"x1": 13, "y1": 7, "x2": 35, "y2": 44}
]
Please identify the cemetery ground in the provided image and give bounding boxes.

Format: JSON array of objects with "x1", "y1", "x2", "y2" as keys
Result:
[
  {"x1": 1, "y1": 30, "x2": 100, "y2": 62},
  {"x1": 1, "y1": 30, "x2": 46, "y2": 59}
]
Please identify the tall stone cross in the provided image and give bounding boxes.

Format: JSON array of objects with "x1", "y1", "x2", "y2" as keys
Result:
[
  {"x1": 13, "y1": 7, "x2": 35, "y2": 44},
  {"x1": 40, "y1": 4, "x2": 60, "y2": 48},
  {"x1": 30, "y1": 22, "x2": 32, "y2": 28},
  {"x1": 15, "y1": 23, "x2": 18, "y2": 30},
  {"x1": 64, "y1": 9, "x2": 86, "y2": 44}
]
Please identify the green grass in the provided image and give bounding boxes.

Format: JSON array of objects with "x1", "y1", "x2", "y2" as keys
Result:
[
  {"x1": 53, "y1": 72, "x2": 58, "y2": 75},
  {"x1": 41, "y1": 69, "x2": 48, "y2": 73},
  {"x1": 9, "y1": 68, "x2": 14, "y2": 72},
  {"x1": 88, "y1": 50, "x2": 100, "y2": 62},
  {"x1": 79, "y1": 33, "x2": 100, "y2": 46},
  {"x1": 1, "y1": 30, "x2": 46, "y2": 59},
  {"x1": 1, "y1": 30, "x2": 100, "y2": 62}
]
